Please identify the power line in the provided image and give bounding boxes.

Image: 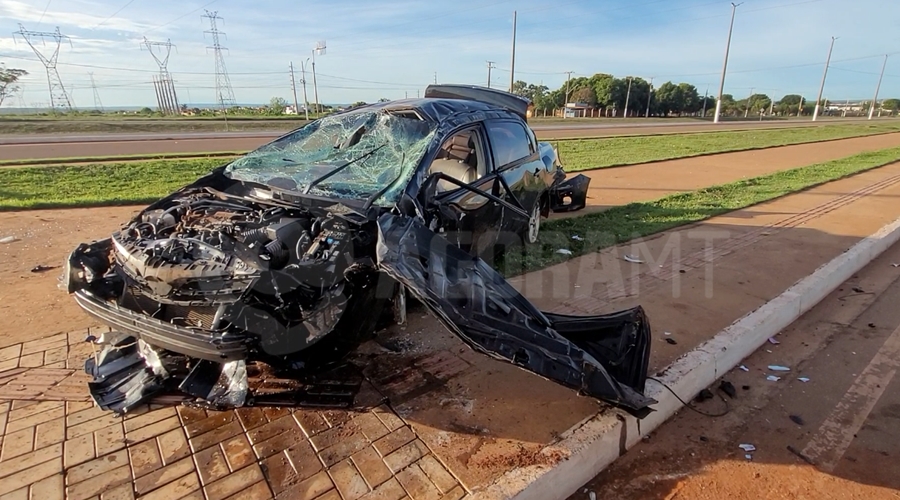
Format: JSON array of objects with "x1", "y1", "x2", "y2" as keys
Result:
[
  {"x1": 145, "y1": 0, "x2": 218, "y2": 34},
  {"x1": 92, "y1": 0, "x2": 139, "y2": 30},
  {"x1": 37, "y1": 0, "x2": 53, "y2": 25}
]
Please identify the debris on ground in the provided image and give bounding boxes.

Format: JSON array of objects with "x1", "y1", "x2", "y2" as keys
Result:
[
  {"x1": 739, "y1": 365, "x2": 749, "y2": 372},
  {"x1": 852, "y1": 286, "x2": 866, "y2": 293},
  {"x1": 588, "y1": 492, "x2": 597, "y2": 500},
  {"x1": 868, "y1": 323, "x2": 876, "y2": 328},
  {"x1": 787, "y1": 445, "x2": 816, "y2": 465},
  {"x1": 665, "y1": 338, "x2": 678, "y2": 345},
  {"x1": 768, "y1": 337, "x2": 780, "y2": 345},
  {"x1": 556, "y1": 248, "x2": 573, "y2": 255},
  {"x1": 767, "y1": 375, "x2": 781, "y2": 382},
  {"x1": 623, "y1": 254, "x2": 644, "y2": 264},
  {"x1": 0, "y1": 236, "x2": 18, "y2": 244},
  {"x1": 892, "y1": 263, "x2": 900, "y2": 268},
  {"x1": 742, "y1": 385, "x2": 751, "y2": 390},
  {"x1": 695, "y1": 389, "x2": 714, "y2": 402},
  {"x1": 789, "y1": 415, "x2": 805, "y2": 425},
  {"x1": 739, "y1": 444, "x2": 757, "y2": 452},
  {"x1": 699, "y1": 436, "x2": 709, "y2": 442},
  {"x1": 664, "y1": 331, "x2": 672, "y2": 336},
  {"x1": 572, "y1": 235, "x2": 583, "y2": 241},
  {"x1": 798, "y1": 377, "x2": 810, "y2": 382},
  {"x1": 719, "y1": 380, "x2": 737, "y2": 398},
  {"x1": 30, "y1": 264, "x2": 56, "y2": 273},
  {"x1": 745, "y1": 454, "x2": 753, "y2": 460},
  {"x1": 768, "y1": 365, "x2": 790, "y2": 371}
]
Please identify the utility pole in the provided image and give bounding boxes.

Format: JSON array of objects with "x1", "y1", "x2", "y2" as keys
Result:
[
  {"x1": 486, "y1": 61, "x2": 496, "y2": 88},
  {"x1": 563, "y1": 71, "x2": 574, "y2": 119},
  {"x1": 509, "y1": 10, "x2": 517, "y2": 92},
  {"x1": 701, "y1": 84, "x2": 709, "y2": 117},
  {"x1": 813, "y1": 36, "x2": 837, "y2": 121},
  {"x1": 300, "y1": 59, "x2": 310, "y2": 120},
  {"x1": 434, "y1": 72, "x2": 437, "y2": 84},
  {"x1": 744, "y1": 87, "x2": 754, "y2": 118},
  {"x1": 623, "y1": 77, "x2": 633, "y2": 118},
  {"x1": 311, "y1": 40, "x2": 326, "y2": 115},
  {"x1": 202, "y1": 11, "x2": 236, "y2": 108},
  {"x1": 13, "y1": 24, "x2": 72, "y2": 111},
  {"x1": 869, "y1": 54, "x2": 888, "y2": 120},
  {"x1": 142, "y1": 37, "x2": 180, "y2": 115},
  {"x1": 88, "y1": 72, "x2": 103, "y2": 111},
  {"x1": 289, "y1": 62, "x2": 300, "y2": 118},
  {"x1": 646, "y1": 77, "x2": 654, "y2": 118},
  {"x1": 714, "y1": 2, "x2": 742, "y2": 123}
]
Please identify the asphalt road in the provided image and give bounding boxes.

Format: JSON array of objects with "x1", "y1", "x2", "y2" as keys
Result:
[{"x1": 0, "y1": 118, "x2": 879, "y2": 161}]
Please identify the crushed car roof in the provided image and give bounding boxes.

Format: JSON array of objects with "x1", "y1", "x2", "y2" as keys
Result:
[{"x1": 352, "y1": 97, "x2": 522, "y2": 125}]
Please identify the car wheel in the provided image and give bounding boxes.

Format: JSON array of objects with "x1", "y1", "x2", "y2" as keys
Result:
[{"x1": 526, "y1": 201, "x2": 541, "y2": 244}]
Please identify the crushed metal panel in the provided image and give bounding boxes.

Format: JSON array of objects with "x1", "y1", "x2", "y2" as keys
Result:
[{"x1": 374, "y1": 213, "x2": 656, "y2": 418}]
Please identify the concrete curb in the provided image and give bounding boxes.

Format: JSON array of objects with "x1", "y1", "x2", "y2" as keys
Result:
[{"x1": 477, "y1": 214, "x2": 900, "y2": 500}]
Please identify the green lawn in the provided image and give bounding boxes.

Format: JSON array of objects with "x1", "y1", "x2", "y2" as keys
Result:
[
  {"x1": 555, "y1": 123, "x2": 900, "y2": 171},
  {"x1": 496, "y1": 146, "x2": 900, "y2": 276},
  {"x1": 0, "y1": 159, "x2": 223, "y2": 210}
]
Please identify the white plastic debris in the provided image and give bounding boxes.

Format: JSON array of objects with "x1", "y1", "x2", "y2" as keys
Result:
[
  {"x1": 0, "y1": 236, "x2": 17, "y2": 244},
  {"x1": 892, "y1": 263, "x2": 900, "y2": 268},
  {"x1": 572, "y1": 235, "x2": 584, "y2": 241},
  {"x1": 798, "y1": 377, "x2": 810, "y2": 383},
  {"x1": 768, "y1": 365, "x2": 790, "y2": 371},
  {"x1": 768, "y1": 337, "x2": 780, "y2": 345},
  {"x1": 623, "y1": 254, "x2": 644, "y2": 263},
  {"x1": 589, "y1": 492, "x2": 597, "y2": 500},
  {"x1": 767, "y1": 375, "x2": 781, "y2": 382},
  {"x1": 739, "y1": 365, "x2": 749, "y2": 372},
  {"x1": 745, "y1": 454, "x2": 753, "y2": 460},
  {"x1": 556, "y1": 249, "x2": 573, "y2": 255},
  {"x1": 739, "y1": 444, "x2": 756, "y2": 452},
  {"x1": 664, "y1": 331, "x2": 672, "y2": 336}
]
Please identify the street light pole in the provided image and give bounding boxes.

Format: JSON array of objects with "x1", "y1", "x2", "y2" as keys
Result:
[
  {"x1": 812, "y1": 36, "x2": 837, "y2": 122},
  {"x1": 311, "y1": 41, "x2": 326, "y2": 116},
  {"x1": 509, "y1": 11, "x2": 517, "y2": 92},
  {"x1": 869, "y1": 54, "x2": 888, "y2": 120},
  {"x1": 563, "y1": 70, "x2": 573, "y2": 119},
  {"x1": 645, "y1": 77, "x2": 654, "y2": 118},
  {"x1": 714, "y1": 2, "x2": 742, "y2": 123},
  {"x1": 486, "y1": 61, "x2": 495, "y2": 88}
]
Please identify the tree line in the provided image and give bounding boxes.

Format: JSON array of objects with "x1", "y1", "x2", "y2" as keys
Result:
[{"x1": 510, "y1": 74, "x2": 900, "y2": 118}]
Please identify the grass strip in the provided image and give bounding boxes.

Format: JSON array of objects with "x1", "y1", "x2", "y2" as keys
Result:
[
  {"x1": 555, "y1": 123, "x2": 900, "y2": 172},
  {"x1": 0, "y1": 152, "x2": 241, "y2": 167},
  {"x1": 0, "y1": 159, "x2": 224, "y2": 210},
  {"x1": 499, "y1": 146, "x2": 900, "y2": 276}
]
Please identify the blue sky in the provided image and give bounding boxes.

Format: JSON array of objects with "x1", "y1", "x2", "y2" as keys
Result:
[{"x1": 0, "y1": 0, "x2": 897, "y2": 108}]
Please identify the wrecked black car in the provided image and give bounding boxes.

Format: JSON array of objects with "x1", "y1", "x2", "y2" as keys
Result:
[{"x1": 62, "y1": 84, "x2": 656, "y2": 417}]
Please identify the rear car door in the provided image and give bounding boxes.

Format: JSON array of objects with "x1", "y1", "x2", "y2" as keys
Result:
[{"x1": 484, "y1": 119, "x2": 548, "y2": 233}]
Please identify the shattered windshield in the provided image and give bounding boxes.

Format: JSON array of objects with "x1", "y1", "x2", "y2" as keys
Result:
[{"x1": 225, "y1": 109, "x2": 435, "y2": 205}]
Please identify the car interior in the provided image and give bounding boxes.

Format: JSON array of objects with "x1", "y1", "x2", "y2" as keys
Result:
[{"x1": 428, "y1": 130, "x2": 487, "y2": 191}]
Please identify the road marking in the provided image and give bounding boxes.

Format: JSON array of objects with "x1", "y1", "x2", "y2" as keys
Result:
[{"x1": 802, "y1": 322, "x2": 900, "y2": 471}]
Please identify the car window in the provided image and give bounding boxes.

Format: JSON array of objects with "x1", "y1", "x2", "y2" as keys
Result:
[{"x1": 485, "y1": 121, "x2": 533, "y2": 168}]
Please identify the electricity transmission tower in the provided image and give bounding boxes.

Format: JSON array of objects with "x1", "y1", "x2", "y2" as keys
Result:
[
  {"x1": 88, "y1": 72, "x2": 103, "y2": 111},
  {"x1": 202, "y1": 10, "x2": 236, "y2": 107},
  {"x1": 13, "y1": 24, "x2": 72, "y2": 111},
  {"x1": 141, "y1": 37, "x2": 180, "y2": 115}
]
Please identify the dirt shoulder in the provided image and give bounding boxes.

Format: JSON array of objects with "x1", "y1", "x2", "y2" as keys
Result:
[
  {"x1": 568, "y1": 235, "x2": 900, "y2": 500},
  {"x1": 563, "y1": 131, "x2": 900, "y2": 218}
]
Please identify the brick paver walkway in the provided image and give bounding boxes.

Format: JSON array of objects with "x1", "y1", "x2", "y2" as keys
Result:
[{"x1": 0, "y1": 329, "x2": 466, "y2": 500}]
